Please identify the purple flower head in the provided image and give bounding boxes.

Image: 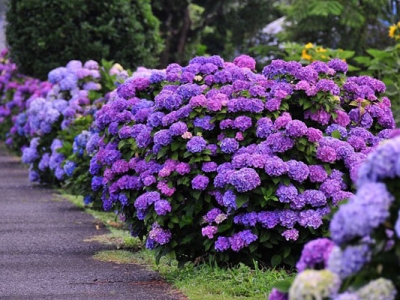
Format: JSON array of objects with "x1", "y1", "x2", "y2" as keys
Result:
[
  {"x1": 258, "y1": 211, "x2": 280, "y2": 229},
  {"x1": 330, "y1": 182, "x2": 394, "y2": 245},
  {"x1": 220, "y1": 138, "x2": 239, "y2": 154},
  {"x1": 317, "y1": 145, "x2": 337, "y2": 163},
  {"x1": 302, "y1": 189, "x2": 327, "y2": 207},
  {"x1": 222, "y1": 189, "x2": 237, "y2": 211},
  {"x1": 265, "y1": 156, "x2": 289, "y2": 177},
  {"x1": 234, "y1": 212, "x2": 258, "y2": 226},
  {"x1": 281, "y1": 229, "x2": 299, "y2": 241},
  {"x1": 229, "y1": 168, "x2": 261, "y2": 193},
  {"x1": 202, "y1": 162, "x2": 218, "y2": 173},
  {"x1": 256, "y1": 117, "x2": 274, "y2": 138},
  {"x1": 157, "y1": 181, "x2": 176, "y2": 196},
  {"x1": 234, "y1": 116, "x2": 252, "y2": 132},
  {"x1": 194, "y1": 115, "x2": 215, "y2": 130},
  {"x1": 287, "y1": 160, "x2": 309, "y2": 182},
  {"x1": 191, "y1": 174, "x2": 210, "y2": 190},
  {"x1": 285, "y1": 120, "x2": 307, "y2": 138},
  {"x1": 305, "y1": 109, "x2": 331, "y2": 125},
  {"x1": 202, "y1": 226, "x2": 218, "y2": 239},
  {"x1": 316, "y1": 79, "x2": 340, "y2": 95},
  {"x1": 187, "y1": 136, "x2": 207, "y2": 153},
  {"x1": 215, "y1": 236, "x2": 230, "y2": 252},
  {"x1": 274, "y1": 112, "x2": 292, "y2": 130},
  {"x1": 328, "y1": 244, "x2": 371, "y2": 279},
  {"x1": 306, "y1": 128, "x2": 323, "y2": 143},
  {"x1": 169, "y1": 121, "x2": 188, "y2": 136},
  {"x1": 325, "y1": 124, "x2": 347, "y2": 139},
  {"x1": 265, "y1": 98, "x2": 281, "y2": 111},
  {"x1": 276, "y1": 184, "x2": 298, "y2": 203},
  {"x1": 327, "y1": 58, "x2": 348, "y2": 73},
  {"x1": 153, "y1": 129, "x2": 172, "y2": 146},
  {"x1": 266, "y1": 132, "x2": 295, "y2": 153},
  {"x1": 204, "y1": 208, "x2": 224, "y2": 223},
  {"x1": 154, "y1": 200, "x2": 172, "y2": 216},
  {"x1": 296, "y1": 238, "x2": 335, "y2": 272},
  {"x1": 177, "y1": 83, "x2": 202, "y2": 99},
  {"x1": 298, "y1": 209, "x2": 323, "y2": 229},
  {"x1": 149, "y1": 223, "x2": 172, "y2": 245},
  {"x1": 308, "y1": 165, "x2": 328, "y2": 183},
  {"x1": 233, "y1": 55, "x2": 256, "y2": 70}
]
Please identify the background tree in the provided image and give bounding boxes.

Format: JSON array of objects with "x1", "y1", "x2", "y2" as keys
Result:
[
  {"x1": 152, "y1": 0, "x2": 282, "y2": 67},
  {"x1": 279, "y1": 0, "x2": 398, "y2": 55},
  {"x1": 6, "y1": 0, "x2": 163, "y2": 79}
]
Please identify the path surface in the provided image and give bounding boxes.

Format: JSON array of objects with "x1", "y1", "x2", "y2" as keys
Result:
[{"x1": 0, "y1": 145, "x2": 185, "y2": 300}]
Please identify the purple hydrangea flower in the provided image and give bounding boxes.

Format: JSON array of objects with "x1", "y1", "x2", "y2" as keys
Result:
[
  {"x1": 154, "y1": 200, "x2": 172, "y2": 215},
  {"x1": 215, "y1": 236, "x2": 230, "y2": 252},
  {"x1": 296, "y1": 238, "x2": 335, "y2": 272},
  {"x1": 191, "y1": 174, "x2": 210, "y2": 190},
  {"x1": 276, "y1": 184, "x2": 298, "y2": 203},
  {"x1": 286, "y1": 120, "x2": 307, "y2": 138},
  {"x1": 287, "y1": 160, "x2": 309, "y2": 182},
  {"x1": 234, "y1": 116, "x2": 252, "y2": 132},
  {"x1": 187, "y1": 136, "x2": 207, "y2": 153},
  {"x1": 281, "y1": 228, "x2": 299, "y2": 241},
  {"x1": 220, "y1": 138, "x2": 239, "y2": 154},
  {"x1": 229, "y1": 168, "x2": 261, "y2": 192}
]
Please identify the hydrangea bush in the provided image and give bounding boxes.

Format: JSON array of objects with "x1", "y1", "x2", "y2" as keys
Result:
[
  {"x1": 92, "y1": 54, "x2": 395, "y2": 265},
  {"x1": 20, "y1": 59, "x2": 128, "y2": 185},
  {"x1": 270, "y1": 134, "x2": 400, "y2": 299}
]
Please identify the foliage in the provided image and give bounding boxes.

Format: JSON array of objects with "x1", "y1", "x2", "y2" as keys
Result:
[
  {"x1": 92, "y1": 54, "x2": 394, "y2": 267},
  {"x1": 282, "y1": 42, "x2": 355, "y2": 67},
  {"x1": 353, "y1": 44, "x2": 400, "y2": 125},
  {"x1": 272, "y1": 134, "x2": 400, "y2": 299},
  {"x1": 6, "y1": 0, "x2": 163, "y2": 79},
  {"x1": 279, "y1": 0, "x2": 394, "y2": 56},
  {"x1": 152, "y1": 0, "x2": 282, "y2": 67}
]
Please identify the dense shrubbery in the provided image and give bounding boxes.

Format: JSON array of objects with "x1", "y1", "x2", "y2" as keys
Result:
[
  {"x1": 0, "y1": 49, "x2": 397, "y2": 270},
  {"x1": 91, "y1": 55, "x2": 394, "y2": 266},
  {"x1": 6, "y1": 0, "x2": 163, "y2": 79},
  {"x1": 271, "y1": 134, "x2": 400, "y2": 299}
]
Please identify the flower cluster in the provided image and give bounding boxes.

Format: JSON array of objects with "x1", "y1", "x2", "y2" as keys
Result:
[
  {"x1": 272, "y1": 135, "x2": 400, "y2": 299},
  {"x1": 92, "y1": 54, "x2": 394, "y2": 265}
]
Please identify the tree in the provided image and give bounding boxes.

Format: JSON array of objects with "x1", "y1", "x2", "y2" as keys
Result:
[
  {"x1": 6, "y1": 0, "x2": 163, "y2": 79},
  {"x1": 279, "y1": 0, "x2": 396, "y2": 55},
  {"x1": 152, "y1": 0, "x2": 282, "y2": 67}
]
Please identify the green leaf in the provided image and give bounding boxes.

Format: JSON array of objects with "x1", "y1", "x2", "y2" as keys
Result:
[
  {"x1": 271, "y1": 254, "x2": 282, "y2": 267},
  {"x1": 273, "y1": 277, "x2": 295, "y2": 293},
  {"x1": 259, "y1": 230, "x2": 271, "y2": 243},
  {"x1": 171, "y1": 141, "x2": 181, "y2": 152},
  {"x1": 331, "y1": 130, "x2": 341, "y2": 139},
  {"x1": 235, "y1": 194, "x2": 249, "y2": 208},
  {"x1": 249, "y1": 243, "x2": 258, "y2": 253},
  {"x1": 157, "y1": 147, "x2": 169, "y2": 159},
  {"x1": 171, "y1": 151, "x2": 179, "y2": 160},
  {"x1": 282, "y1": 246, "x2": 291, "y2": 258},
  {"x1": 192, "y1": 190, "x2": 202, "y2": 200}
]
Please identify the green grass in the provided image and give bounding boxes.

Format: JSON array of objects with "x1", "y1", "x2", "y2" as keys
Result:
[{"x1": 58, "y1": 191, "x2": 294, "y2": 300}]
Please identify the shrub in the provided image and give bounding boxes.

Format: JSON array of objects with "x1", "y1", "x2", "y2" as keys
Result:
[
  {"x1": 20, "y1": 59, "x2": 127, "y2": 185},
  {"x1": 6, "y1": 0, "x2": 163, "y2": 79},
  {"x1": 92, "y1": 55, "x2": 394, "y2": 266},
  {"x1": 272, "y1": 134, "x2": 400, "y2": 299}
]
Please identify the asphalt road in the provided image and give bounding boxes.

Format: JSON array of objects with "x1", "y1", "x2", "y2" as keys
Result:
[{"x1": 0, "y1": 145, "x2": 186, "y2": 300}]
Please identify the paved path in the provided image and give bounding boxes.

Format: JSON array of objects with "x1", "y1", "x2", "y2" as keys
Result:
[{"x1": 0, "y1": 145, "x2": 185, "y2": 300}]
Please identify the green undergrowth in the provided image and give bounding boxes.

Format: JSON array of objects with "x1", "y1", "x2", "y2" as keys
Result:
[{"x1": 59, "y1": 191, "x2": 293, "y2": 300}]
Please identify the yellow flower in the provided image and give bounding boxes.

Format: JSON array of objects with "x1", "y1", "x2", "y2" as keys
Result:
[
  {"x1": 301, "y1": 49, "x2": 312, "y2": 61},
  {"x1": 389, "y1": 25, "x2": 397, "y2": 38},
  {"x1": 305, "y1": 42, "x2": 314, "y2": 49},
  {"x1": 316, "y1": 47, "x2": 327, "y2": 53}
]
